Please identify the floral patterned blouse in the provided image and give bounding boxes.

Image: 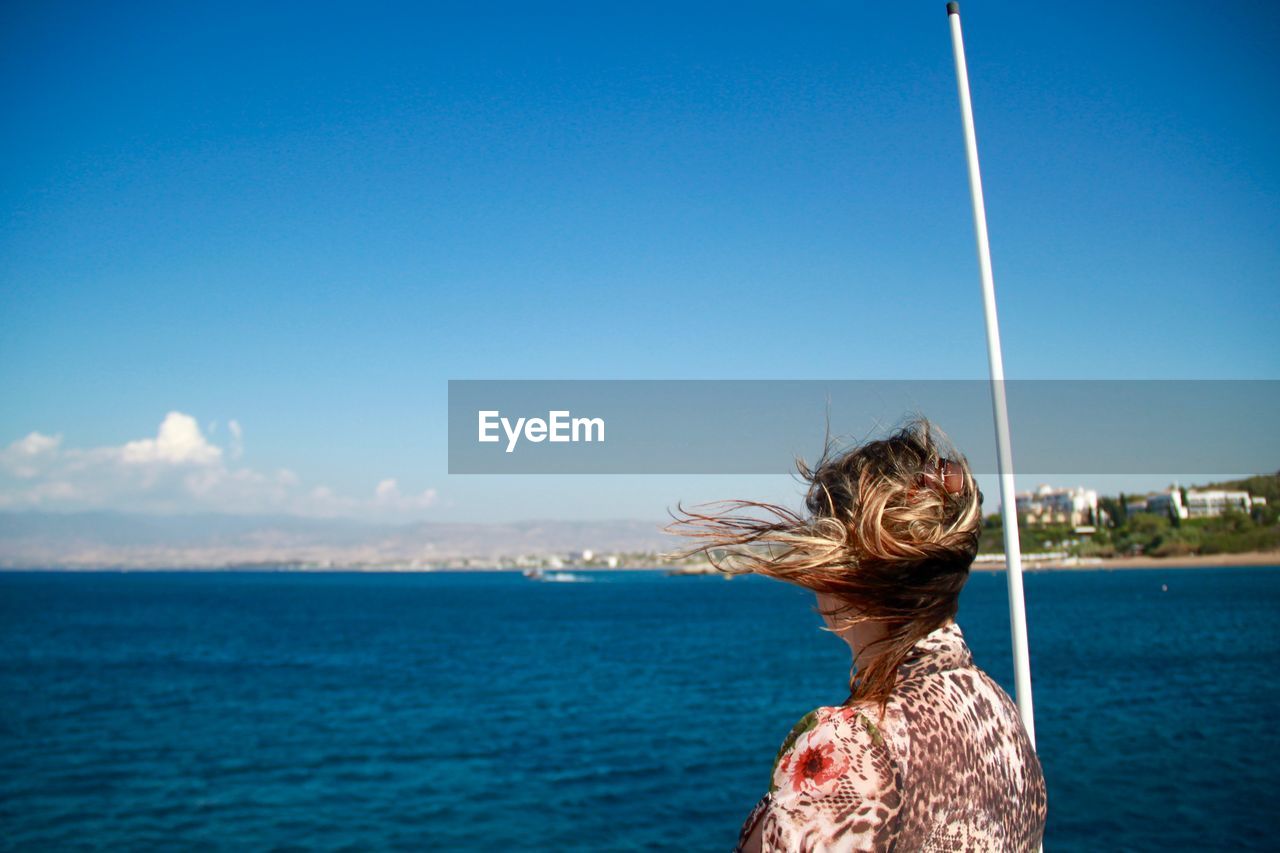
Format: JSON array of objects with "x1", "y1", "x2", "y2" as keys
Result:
[{"x1": 735, "y1": 623, "x2": 1046, "y2": 852}]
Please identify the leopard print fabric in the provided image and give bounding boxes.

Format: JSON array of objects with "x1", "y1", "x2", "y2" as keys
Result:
[{"x1": 735, "y1": 623, "x2": 1046, "y2": 852}]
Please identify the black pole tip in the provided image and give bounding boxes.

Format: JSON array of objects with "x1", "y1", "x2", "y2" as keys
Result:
[{"x1": 946, "y1": 2, "x2": 960, "y2": 14}]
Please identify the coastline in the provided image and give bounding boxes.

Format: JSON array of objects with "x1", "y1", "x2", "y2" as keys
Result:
[
  {"x1": 669, "y1": 550, "x2": 1280, "y2": 576},
  {"x1": 970, "y1": 550, "x2": 1280, "y2": 572},
  {"x1": 3, "y1": 550, "x2": 1279, "y2": 573}
]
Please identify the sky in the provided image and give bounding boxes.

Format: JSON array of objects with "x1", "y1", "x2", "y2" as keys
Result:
[{"x1": 2, "y1": 1, "x2": 1278, "y2": 523}]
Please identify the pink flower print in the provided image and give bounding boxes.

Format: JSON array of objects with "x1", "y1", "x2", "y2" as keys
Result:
[{"x1": 778, "y1": 726, "x2": 850, "y2": 797}]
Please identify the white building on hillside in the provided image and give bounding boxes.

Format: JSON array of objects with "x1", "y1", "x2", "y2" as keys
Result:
[
  {"x1": 1128, "y1": 488, "x2": 1261, "y2": 519},
  {"x1": 1185, "y1": 490, "x2": 1253, "y2": 518},
  {"x1": 1016, "y1": 484, "x2": 1098, "y2": 526},
  {"x1": 1144, "y1": 490, "x2": 1187, "y2": 520}
]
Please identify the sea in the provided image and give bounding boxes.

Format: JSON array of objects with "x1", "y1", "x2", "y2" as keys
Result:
[{"x1": 1, "y1": 567, "x2": 1277, "y2": 851}]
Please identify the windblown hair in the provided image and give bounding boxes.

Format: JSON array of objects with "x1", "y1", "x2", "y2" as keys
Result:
[{"x1": 666, "y1": 419, "x2": 982, "y2": 708}]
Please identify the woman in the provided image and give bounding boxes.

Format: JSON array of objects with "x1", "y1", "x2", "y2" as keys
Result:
[{"x1": 670, "y1": 420, "x2": 1046, "y2": 852}]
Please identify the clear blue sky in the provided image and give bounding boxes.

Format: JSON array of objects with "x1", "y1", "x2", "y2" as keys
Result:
[{"x1": 2, "y1": 1, "x2": 1277, "y2": 521}]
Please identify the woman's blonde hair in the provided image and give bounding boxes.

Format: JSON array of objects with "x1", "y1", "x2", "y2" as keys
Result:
[{"x1": 666, "y1": 418, "x2": 982, "y2": 707}]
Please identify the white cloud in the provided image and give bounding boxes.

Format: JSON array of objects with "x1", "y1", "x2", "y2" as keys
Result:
[
  {"x1": 121, "y1": 412, "x2": 222, "y2": 465},
  {"x1": 228, "y1": 419, "x2": 244, "y2": 460},
  {"x1": 1, "y1": 432, "x2": 63, "y2": 478},
  {"x1": 13, "y1": 432, "x2": 61, "y2": 456},
  {"x1": 374, "y1": 478, "x2": 439, "y2": 510},
  {"x1": 0, "y1": 413, "x2": 439, "y2": 520},
  {"x1": 375, "y1": 478, "x2": 398, "y2": 500}
]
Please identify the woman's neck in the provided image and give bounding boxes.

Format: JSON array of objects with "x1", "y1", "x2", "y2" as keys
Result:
[
  {"x1": 841, "y1": 615, "x2": 891, "y2": 674},
  {"x1": 816, "y1": 591, "x2": 891, "y2": 673}
]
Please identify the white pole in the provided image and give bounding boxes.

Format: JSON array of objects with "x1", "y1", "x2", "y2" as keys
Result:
[{"x1": 945, "y1": 1, "x2": 1037, "y2": 748}]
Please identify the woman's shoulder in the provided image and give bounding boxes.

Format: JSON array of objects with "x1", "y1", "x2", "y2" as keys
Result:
[
  {"x1": 751, "y1": 704, "x2": 907, "y2": 851},
  {"x1": 767, "y1": 704, "x2": 900, "y2": 800}
]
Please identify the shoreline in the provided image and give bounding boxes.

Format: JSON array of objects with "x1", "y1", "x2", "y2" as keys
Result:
[
  {"x1": 2, "y1": 550, "x2": 1278, "y2": 573},
  {"x1": 971, "y1": 550, "x2": 1280, "y2": 572}
]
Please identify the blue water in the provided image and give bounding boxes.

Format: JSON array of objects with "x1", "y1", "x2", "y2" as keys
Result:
[{"x1": 1, "y1": 568, "x2": 1277, "y2": 851}]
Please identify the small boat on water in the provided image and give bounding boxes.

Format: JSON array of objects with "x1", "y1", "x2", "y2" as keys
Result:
[{"x1": 522, "y1": 568, "x2": 590, "y2": 582}]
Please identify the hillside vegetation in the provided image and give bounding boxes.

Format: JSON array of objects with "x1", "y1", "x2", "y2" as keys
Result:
[{"x1": 979, "y1": 472, "x2": 1280, "y2": 558}]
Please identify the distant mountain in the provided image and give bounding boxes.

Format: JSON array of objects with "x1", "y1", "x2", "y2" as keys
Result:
[{"x1": 0, "y1": 511, "x2": 674, "y2": 569}]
